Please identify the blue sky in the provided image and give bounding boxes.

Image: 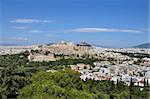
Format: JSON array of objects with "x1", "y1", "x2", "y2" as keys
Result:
[{"x1": 0, "y1": 0, "x2": 149, "y2": 47}]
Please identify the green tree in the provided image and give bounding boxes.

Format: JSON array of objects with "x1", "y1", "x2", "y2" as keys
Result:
[{"x1": 0, "y1": 63, "x2": 30, "y2": 98}]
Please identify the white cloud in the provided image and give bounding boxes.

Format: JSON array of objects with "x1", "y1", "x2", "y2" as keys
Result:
[
  {"x1": 13, "y1": 26, "x2": 29, "y2": 30},
  {"x1": 46, "y1": 27, "x2": 143, "y2": 34},
  {"x1": 10, "y1": 18, "x2": 52, "y2": 23},
  {"x1": 9, "y1": 37, "x2": 29, "y2": 41},
  {"x1": 70, "y1": 28, "x2": 143, "y2": 33},
  {"x1": 28, "y1": 30, "x2": 42, "y2": 33},
  {"x1": 1, "y1": 37, "x2": 29, "y2": 41}
]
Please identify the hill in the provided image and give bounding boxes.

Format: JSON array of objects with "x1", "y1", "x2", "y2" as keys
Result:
[{"x1": 133, "y1": 43, "x2": 150, "y2": 48}]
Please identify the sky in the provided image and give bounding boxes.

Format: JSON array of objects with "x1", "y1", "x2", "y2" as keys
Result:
[{"x1": 0, "y1": 0, "x2": 149, "y2": 47}]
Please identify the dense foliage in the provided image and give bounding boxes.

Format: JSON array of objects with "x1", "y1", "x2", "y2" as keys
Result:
[
  {"x1": 0, "y1": 52, "x2": 30, "y2": 98},
  {"x1": 18, "y1": 69, "x2": 149, "y2": 99},
  {"x1": 0, "y1": 52, "x2": 96, "y2": 98},
  {"x1": 0, "y1": 52, "x2": 149, "y2": 98}
]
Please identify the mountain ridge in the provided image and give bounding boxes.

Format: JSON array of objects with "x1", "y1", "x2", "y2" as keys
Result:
[{"x1": 133, "y1": 43, "x2": 150, "y2": 48}]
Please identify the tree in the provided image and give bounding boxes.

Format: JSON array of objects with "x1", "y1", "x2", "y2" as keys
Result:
[{"x1": 0, "y1": 63, "x2": 30, "y2": 98}]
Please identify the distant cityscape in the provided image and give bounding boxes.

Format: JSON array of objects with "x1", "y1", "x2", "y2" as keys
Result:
[
  {"x1": 0, "y1": 41, "x2": 150, "y2": 88},
  {"x1": 1, "y1": 0, "x2": 149, "y2": 98}
]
